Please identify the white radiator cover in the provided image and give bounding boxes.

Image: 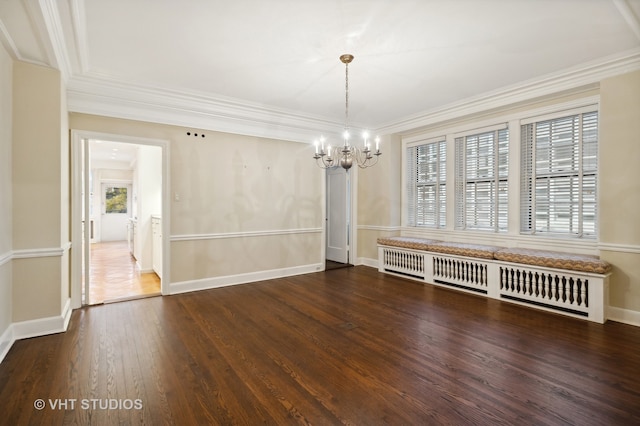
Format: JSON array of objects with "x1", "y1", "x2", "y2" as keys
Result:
[{"x1": 378, "y1": 246, "x2": 609, "y2": 323}]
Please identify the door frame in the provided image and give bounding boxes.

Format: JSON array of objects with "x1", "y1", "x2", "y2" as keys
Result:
[
  {"x1": 70, "y1": 130, "x2": 171, "y2": 309},
  {"x1": 323, "y1": 166, "x2": 358, "y2": 268}
]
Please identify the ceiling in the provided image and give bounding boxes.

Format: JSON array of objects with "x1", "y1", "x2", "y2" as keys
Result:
[
  {"x1": 89, "y1": 140, "x2": 138, "y2": 165},
  {"x1": 1, "y1": 0, "x2": 640, "y2": 142}
]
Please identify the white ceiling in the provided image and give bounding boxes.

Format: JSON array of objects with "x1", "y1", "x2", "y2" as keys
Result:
[
  {"x1": 89, "y1": 140, "x2": 138, "y2": 165},
  {"x1": 1, "y1": 0, "x2": 640, "y2": 142}
]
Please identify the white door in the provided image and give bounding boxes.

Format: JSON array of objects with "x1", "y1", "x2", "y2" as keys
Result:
[
  {"x1": 100, "y1": 183, "x2": 131, "y2": 241},
  {"x1": 326, "y1": 167, "x2": 349, "y2": 263}
]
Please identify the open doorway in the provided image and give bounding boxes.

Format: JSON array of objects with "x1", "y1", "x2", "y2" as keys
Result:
[
  {"x1": 85, "y1": 141, "x2": 161, "y2": 304},
  {"x1": 325, "y1": 167, "x2": 353, "y2": 271},
  {"x1": 71, "y1": 131, "x2": 169, "y2": 308}
]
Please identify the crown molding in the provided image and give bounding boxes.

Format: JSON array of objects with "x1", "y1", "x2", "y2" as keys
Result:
[
  {"x1": 68, "y1": 0, "x2": 89, "y2": 73},
  {"x1": 376, "y1": 48, "x2": 640, "y2": 135},
  {"x1": 0, "y1": 11, "x2": 50, "y2": 67},
  {"x1": 10, "y1": 0, "x2": 640, "y2": 142},
  {"x1": 0, "y1": 17, "x2": 21, "y2": 61},
  {"x1": 67, "y1": 73, "x2": 344, "y2": 144},
  {"x1": 68, "y1": 49, "x2": 640, "y2": 143},
  {"x1": 35, "y1": 0, "x2": 72, "y2": 82},
  {"x1": 613, "y1": 0, "x2": 640, "y2": 42}
]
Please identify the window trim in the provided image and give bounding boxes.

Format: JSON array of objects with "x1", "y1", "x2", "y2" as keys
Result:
[
  {"x1": 454, "y1": 125, "x2": 509, "y2": 233},
  {"x1": 520, "y1": 107, "x2": 599, "y2": 238},
  {"x1": 406, "y1": 137, "x2": 447, "y2": 228},
  {"x1": 401, "y1": 96, "x2": 600, "y2": 245}
]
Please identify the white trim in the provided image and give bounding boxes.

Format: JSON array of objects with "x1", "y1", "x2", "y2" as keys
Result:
[
  {"x1": 357, "y1": 225, "x2": 402, "y2": 233},
  {"x1": 99, "y1": 178, "x2": 133, "y2": 185},
  {"x1": 404, "y1": 134, "x2": 447, "y2": 148},
  {"x1": 379, "y1": 49, "x2": 640, "y2": 135},
  {"x1": 613, "y1": 0, "x2": 640, "y2": 42},
  {"x1": 520, "y1": 103, "x2": 599, "y2": 125},
  {"x1": 11, "y1": 298, "x2": 72, "y2": 341},
  {"x1": 0, "y1": 17, "x2": 31, "y2": 64},
  {"x1": 170, "y1": 227, "x2": 322, "y2": 242},
  {"x1": 37, "y1": 0, "x2": 71, "y2": 81},
  {"x1": 598, "y1": 242, "x2": 640, "y2": 254},
  {"x1": 608, "y1": 306, "x2": 640, "y2": 327},
  {"x1": 11, "y1": 314, "x2": 63, "y2": 341},
  {"x1": 69, "y1": 0, "x2": 90, "y2": 73},
  {"x1": 67, "y1": 73, "x2": 342, "y2": 145},
  {"x1": 357, "y1": 257, "x2": 379, "y2": 268},
  {"x1": 0, "y1": 251, "x2": 11, "y2": 267},
  {"x1": 378, "y1": 243, "x2": 610, "y2": 323},
  {"x1": 12, "y1": 247, "x2": 65, "y2": 259},
  {"x1": 70, "y1": 130, "x2": 172, "y2": 307},
  {"x1": 169, "y1": 263, "x2": 323, "y2": 295},
  {"x1": 402, "y1": 96, "x2": 601, "y2": 144},
  {"x1": 453, "y1": 122, "x2": 509, "y2": 139},
  {"x1": 359, "y1": 226, "x2": 640, "y2": 256},
  {"x1": 400, "y1": 227, "x2": 601, "y2": 255},
  {"x1": 0, "y1": 324, "x2": 14, "y2": 364},
  {"x1": 1, "y1": 297, "x2": 72, "y2": 364},
  {"x1": 66, "y1": 49, "x2": 640, "y2": 144}
]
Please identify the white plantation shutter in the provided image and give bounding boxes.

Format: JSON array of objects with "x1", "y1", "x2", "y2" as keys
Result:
[
  {"x1": 407, "y1": 140, "x2": 446, "y2": 227},
  {"x1": 520, "y1": 110, "x2": 598, "y2": 237},
  {"x1": 454, "y1": 137, "x2": 465, "y2": 230},
  {"x1": 455, "y1": 128, "x2": 509, "y2": 231}
]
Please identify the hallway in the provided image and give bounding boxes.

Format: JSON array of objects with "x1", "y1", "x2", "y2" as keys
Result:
[{"x1": 86, "y1": 241, "x2": 160, "y2": 304}]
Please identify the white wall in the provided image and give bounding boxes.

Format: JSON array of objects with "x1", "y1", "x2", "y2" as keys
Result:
[
  {"x1": 91, "y1": 167, "x2": 133, "y2": 242},
  {"x1": 135, "y1": 145, "x2": 162, "y2": 272}
]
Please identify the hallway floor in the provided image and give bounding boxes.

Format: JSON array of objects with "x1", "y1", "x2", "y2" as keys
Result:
[{"x1": 86, "y1": 241, "x2": 161, "y2": 304}]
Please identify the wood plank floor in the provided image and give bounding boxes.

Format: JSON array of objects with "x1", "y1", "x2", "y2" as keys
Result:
[
  {"x1": 87, "y1": 241, "x2": 160, "y2": 304},
  {"x1": 1, "y1": 266, "x2": 639, "y2": 425}
]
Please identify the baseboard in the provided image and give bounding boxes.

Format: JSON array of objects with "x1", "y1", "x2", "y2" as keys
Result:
[
  {"x1": 0, "y1": 298, "x2": 73, "y2": 364},
  {"x1": 169, "y1": 263, "x2": 324, "y2": 295},
  {"x1": 357, "y1": 257, "x2": 379, "y2": 268},
  {"x1": 0, "y1": 324, "x2": 14, "y2": 364},
  {"x1": 608, "y1": 306, "x2": 640, "y2": 327},
  {"x1": 12, "y1": 298, "x2": 72, "y2": 340}
]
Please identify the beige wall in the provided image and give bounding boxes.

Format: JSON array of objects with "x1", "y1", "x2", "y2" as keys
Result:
[
  {"x1": 12, "y1": 62, "x2": 68, "y2": 322},
  {"x1": 13, "y1": 62, "x2": 62, "y2": 249},
  {"x1": 357, "y1": 134, "x2": 402, "y2": 260},
  {"x1": 0, "y1": 40, "x2": 12, "y2": 343},
  {"x1": 69, "y1": 114, "x2": 324, "y2": 285},
  {"x1": 3, "y1": 60, "x2": 637, "y2": 340},
  {"x1": 357, "y1": 74, "x2": 640, "y2": 319},
  {"x1": 599, "y1": 70, "x2": 640, "y2": 312},
  {"x1": 172, "y1": 233, "x2": 322, "y2": 282}
]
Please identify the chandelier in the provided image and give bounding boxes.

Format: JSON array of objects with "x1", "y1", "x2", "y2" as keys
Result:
[{"x1": 313, "y1": 54, "x2": 381, "y2": 170}]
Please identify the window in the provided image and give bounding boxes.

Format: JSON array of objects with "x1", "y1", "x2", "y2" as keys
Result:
[
  {"x1": 407, "y1": 139, "x2": 446, "y2": 227},
  {"x1": 455, "y1": 128, "x2": 509, "y2": 232},
  {"x1": 521, "y1": 110, "x2": 597, "y2": 237},
  {"x1": 105, "y1": 186, "x2": 128, "y2": 214}
]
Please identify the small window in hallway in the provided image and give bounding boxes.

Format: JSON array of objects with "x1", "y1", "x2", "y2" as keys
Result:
[{"x1": 105, "y1": 187, "x2": 128, "y2": 214}]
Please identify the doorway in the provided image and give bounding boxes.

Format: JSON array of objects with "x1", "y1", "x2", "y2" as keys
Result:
[
  {"x1": 71, "y1": 131, "x2": 170, "y2": 308},
  {"x1": 325, "y1": 167, "x2": 352, "y2": 270}
]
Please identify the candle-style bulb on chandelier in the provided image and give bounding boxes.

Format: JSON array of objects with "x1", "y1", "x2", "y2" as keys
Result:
[{"x1": 313, "y1": 54, "x2": 381, "y2": 170}]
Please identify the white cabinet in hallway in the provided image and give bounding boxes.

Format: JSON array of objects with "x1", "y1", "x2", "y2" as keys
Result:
[
  {"x1": 127, "y1": 219, "x2": 137, "y2": 259},
  {"x1": 151, "y1": 215, "x2": 162, "y2": 279}
]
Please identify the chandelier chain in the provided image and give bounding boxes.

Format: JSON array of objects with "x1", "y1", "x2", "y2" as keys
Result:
[
  {"x1": 312, "y1": 53, "x2": 381, "y2": 170},
  {"x1": 344, "y1": 61, "x2": 349, "y2": 131}
]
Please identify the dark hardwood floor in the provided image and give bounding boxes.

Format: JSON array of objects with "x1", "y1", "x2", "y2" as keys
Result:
[{"x1": 1, "y1": 266, "x2": 639, "y2": 425}]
